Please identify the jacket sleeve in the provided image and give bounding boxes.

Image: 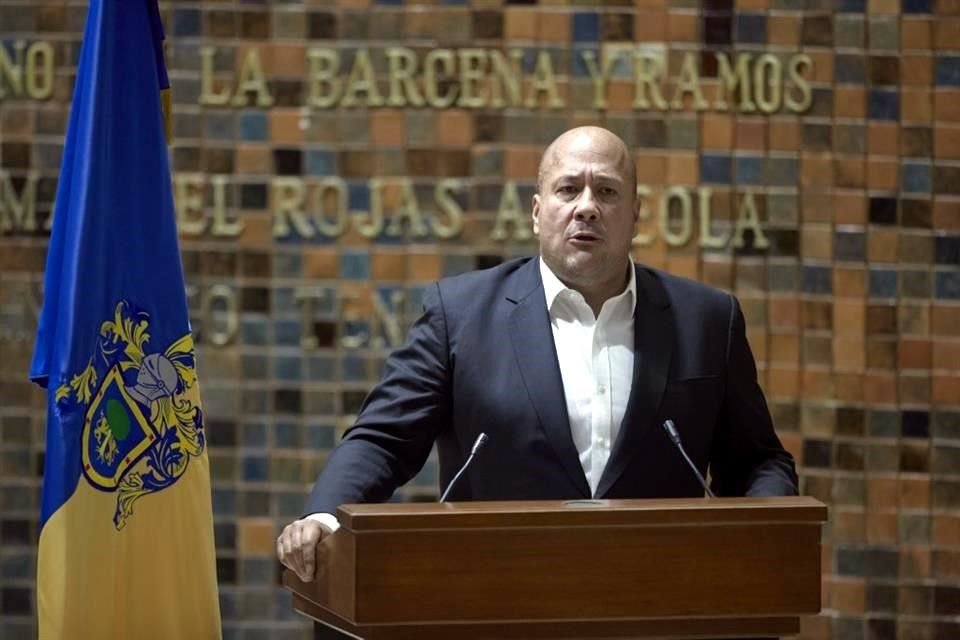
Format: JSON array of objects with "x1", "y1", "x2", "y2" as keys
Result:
[
  {"x1": 305, "y1": 284, "x2": 452, "y2": 515},
  {"x1": 709, "y1": 295, "x2": 799, "y2": 497}
]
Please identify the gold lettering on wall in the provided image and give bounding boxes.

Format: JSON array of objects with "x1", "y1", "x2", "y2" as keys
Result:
[
  {"x1": 0, "y1": 171, "x2": 40, "y2": 233},
  {"x1": 193, "y1": 46, "x2": 813, "y2": 114},
  {"x1": 0, "y1": 40, "x2": 53, "y2": 101}
]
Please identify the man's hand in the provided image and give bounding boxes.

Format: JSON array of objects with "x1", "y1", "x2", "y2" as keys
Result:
[{"x1": 277, "y1": 518, "x2": 333, "y2": 582}]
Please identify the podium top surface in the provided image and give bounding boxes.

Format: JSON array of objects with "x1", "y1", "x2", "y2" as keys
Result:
[{"x1": 336, "y1": 496, "x2": 827, "y2": 531}]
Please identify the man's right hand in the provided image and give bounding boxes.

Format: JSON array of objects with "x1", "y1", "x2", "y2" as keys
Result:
[{"x1": 276, "y1": 518, "x2": 334, "y2": 582}]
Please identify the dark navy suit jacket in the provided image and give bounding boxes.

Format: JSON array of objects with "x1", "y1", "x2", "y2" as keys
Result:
[{"x1": 306, "y1": 257, "x2": 797, "y2": 514}]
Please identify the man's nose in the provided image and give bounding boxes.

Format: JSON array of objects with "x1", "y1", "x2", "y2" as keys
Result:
[{"x1": 574, "y1": 187, "x2": 599, "y2": 220}]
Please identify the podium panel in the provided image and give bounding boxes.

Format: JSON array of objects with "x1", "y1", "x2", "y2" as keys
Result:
[{"x1": 284, "y1": 497, "x2": 827, "y2": 639}]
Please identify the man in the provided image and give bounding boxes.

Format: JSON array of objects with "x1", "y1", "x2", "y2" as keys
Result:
[{"x1": 277, "y1": 126, "x2": 797, "y2": 585}]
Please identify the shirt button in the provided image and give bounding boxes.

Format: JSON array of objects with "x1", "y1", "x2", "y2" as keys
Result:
[{"x1": 597, "y1": 384, "x2": 607, "y2": 394}]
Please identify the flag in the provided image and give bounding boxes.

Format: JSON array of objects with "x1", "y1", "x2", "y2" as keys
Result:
[{"x1": 29, "y1": 1, "x2": 221, "y2": 638}]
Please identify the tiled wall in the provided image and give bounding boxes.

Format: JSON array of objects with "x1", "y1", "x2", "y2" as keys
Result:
[{"x1": 1, "y1": 1, "x2": 959, "y2": 639}]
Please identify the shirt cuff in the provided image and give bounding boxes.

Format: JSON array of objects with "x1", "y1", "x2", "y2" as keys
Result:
[{"x1": 305, "y1": 512, "x2": 341, "y2": 533}]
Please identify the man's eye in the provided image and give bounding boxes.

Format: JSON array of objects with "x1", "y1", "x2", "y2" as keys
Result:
[{"x1": 557, "y1": 185, "x2": 577, "y2": 194}]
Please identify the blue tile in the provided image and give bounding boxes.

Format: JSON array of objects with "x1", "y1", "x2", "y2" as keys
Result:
[
  {"x1": 764, "y1": 157, "x2": 799, "y2": 187},
  {"x1": 441, "y1": 0, "x2": 467, "y2": 4},
  {"x1": 342, "y1": 354, "x2": 367, "y2": 381},
  {"x1": 935, "y1": 57, "x2": 960, "y2": 86},
  {"x1": 935, "y1": 235, "x2": 960, "y2": 265},
  {"x1": 869, "y1": 90, "x2": 899, "y2": 120},
  {"x1": 936, "y1": 270, "x2": 960, "y2": 298},
  {"x1": 213, "y1": 489, "x2": 237, "y2": 514},
  {"x1": 902, "y1": 163, "x2": 931, "y2": 193},
  {"x1": 273, "y1": 254, "x2": 302, "y2": 278},
  {"x1": 1, "y1": 554, "x2": 32, "y2": 579},
  {"x1": 242, "y1": 455, "x2": 268, "y2": 481},
  {"x1": 701, "y1": 154, "x2": 732, "y2": 184},
  {"x1": 239, "y1": 112, "x2": 267, "y2": 141},
  {"x1": 305, "y1": 149, "x2": 336, "y2": 176},
  {"x1": 274, "y1": 320, "x2": 302, "y2": 346},
  {"x1": 443, "y1": 254, "x2": 475, "y2": 276},
  {"x1": 271, "y1": 287, "x2": 297, "y2": 312},
  {"x1": 240, "y1": 318, "x2": 268, "y2": 346},
  {"x1": 572, "y1": 13, "x2": 600, "y2": 42},
  {"x1": 307, "y1": 424, "x2": 336, "y2": 449},
  {"x1": 205, "y1": 113, "x2": 235, "y2": 141},
  {"x1": 340, "y1": 252, "x2": 370, "y2": 280},
  {"x1": 376, "y1": 0, "x2": 403, "y2": 5},
  {"x1": 273, "y1": 356, "x2": 302, "y2": 381},
  {"x1": 348, "y1": 181, "x2": 370, "y2": 211},
  {"x1": 274, "y1": 422, "x2": 299, "y2": 448},
  {"x1": 869, "y1": 269, "x2": 898, "y2": 298},
  {"x1": 242, "y1": 422, "x2": 268, "y2": 447},
  {"x1": 835, "y1": 56, "x2": 866, "y2": 84},
  {"x1": 276, "y1": 492, "x2": 307, "y2": 518},
  {"x1": 802, "y1": 265, "x2": 833, "y2": 294},
  {"x1": 571, "y1": 47, "x2": 599, "y2": 78},
  {"x1": 734, "y1": 156, "x2": 764, "y2": 185},
  {"x1": 736, "y1": 14, "x2": 767, "y2": 43},
  {"x1": 343, "y1": 320, "x2": 371, "y2": 347},
  {"x1": 306, "y1": 355, "x2": 337, "y2": 381},
  {"x1": 242, "y1": 558, "x2": 275, "y2": 584},
  {"x1": 173, "y1": 9, "x2": 201, "y2": 36},
  {"x1": 902, "y1": 0, "x2": 932, "y2": 13},
  {"x1": 838, "y1": 0, "x2": 866, "y2": 10}
]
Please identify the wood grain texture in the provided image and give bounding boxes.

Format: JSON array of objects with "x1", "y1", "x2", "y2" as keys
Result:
[{"x1": 285, "y1": 497, "x2": 827, "y2": 639}]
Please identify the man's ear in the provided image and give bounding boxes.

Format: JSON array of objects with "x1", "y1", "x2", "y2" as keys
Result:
[{"x1": 531, "y1": 193, "x2": 541, "y2": 235}]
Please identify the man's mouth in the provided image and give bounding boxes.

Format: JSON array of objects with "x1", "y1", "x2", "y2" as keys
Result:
[{"x1": 569, "y1": 230, "x2": 602, "y2": 243}]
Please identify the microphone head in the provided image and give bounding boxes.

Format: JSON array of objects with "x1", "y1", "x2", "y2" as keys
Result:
[
  {"x1": 661, "y1": 419, "x2": 680, "y2": 442},
  {"x1": 471, "y1": 432, "x2": 489, "y2": 455}
]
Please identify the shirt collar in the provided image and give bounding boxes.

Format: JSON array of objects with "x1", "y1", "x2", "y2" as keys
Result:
[{"x1": 539, "y1": 257, "x2": 637, "y2": 315}]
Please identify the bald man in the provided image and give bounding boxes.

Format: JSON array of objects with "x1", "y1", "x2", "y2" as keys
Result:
[{"x1": 278, "y1": 127, "x2": 797, "y2": 588}]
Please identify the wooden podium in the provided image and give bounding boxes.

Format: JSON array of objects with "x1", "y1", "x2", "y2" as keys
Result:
[{"x1": 283, "y1": 497, "x2": 827, "y2": 639}]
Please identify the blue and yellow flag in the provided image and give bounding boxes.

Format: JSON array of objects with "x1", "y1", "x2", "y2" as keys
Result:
[{"x1": 29, "y1": 2, "x2": 221, "y2": 638}]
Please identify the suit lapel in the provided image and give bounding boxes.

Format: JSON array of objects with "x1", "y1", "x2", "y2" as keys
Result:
[
  {"x1": 507, "y1": 260, "x2": 591, "y2": 498},
  {"x1": 595, "y1": 265, "x2": 674, "y2": 498}
]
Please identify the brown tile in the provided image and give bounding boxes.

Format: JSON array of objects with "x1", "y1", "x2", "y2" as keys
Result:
[
  {"x1": 935, "y1": 89, "x2": 960, "y2": 122},
  {"x1": 834, "y1": 300, "x2": 866, "y2": 334},
  {"x1": 803, "y1": 156, "x2": 837, "y2": 190},
  {"x1": 867, "y1": 512, "x2": 899, "y2": 545},
  {"x1": 834, "y1": 157, "x2": 865, "y2": 189},
  {"x1": 235, "y1": 145, "x2": 272, "y2": 174},
  {"x1": 832, "y1": 509, "x2": 867, "y2": 544},
  {"x1": 835, "y1": 373, "x2": 865, "y2": 403},
  {"x1": 769, "y1": 333, "x2": 800, "y2": 365},
  {"x1": 864, "y1": 372, "x2": 897, "y2": 402},
  {"x1": 901, "y1": 17, "x2": 932, "y2": 49},
  {"x1": 868, "y1": 477, "x2": 899, "y2": 510},
  {"x1": 635, "y1": 153, "x2": 667, "y2": 184},
  {"x1": 769, "y1": 298, "x2": 800, "y2": 330},
  {"x1": 932, "y1": 340, "x2": 960, "y2": 370},
  {"x1": 768, "y1": 14, "x2": 801, "y2": 46},
  {"x1": 537, "y1": 11, "x2": 570, "y2": 43},
  {"x1": 269, "y1": 110, "x2": 304, "y2": 145},
  {"x1": 504, "y1": 8, "x2": 537, "y2": 40},
  {"x1": 899, "y1": 374, "x2": 931, "y2": 403},
  {"x1": 901, "y1": 546, "x2": 932, "y2": 580},
  {"x1": 902, "y1": 88, "x2": 933, "y2": 123},
  {"x1": 371, "y1": 252, "x2": 406, "y2": 280},
  {"x1": 932, "y1": 373, "x2": 960, "y2": 403},
  {"x1": 801, "y1": 226, "x2": 833, "y2": 260},
  {"x1": 868, "y1": 227, "x2": 899, "y2": 262},
  {"x1": 504, "y1": 148, "x2": 540, "y2": 179},
  {"x1": 304, "y1": 248, "x2": 338, "y2": 278},
  {"x1": 900, "y1": 477, "x2": 931, "y2": 510},
  {"x1": 701, "y1": 114, "x2": 733, "y2": 150},
  {"x1": 735, "y1": 119, "x2": 766, "y2": 151},
  {"x1": 899, "y1": 232, "x2": 933, "y2": 263},
  {"x1": 371, "y1": 110, "x2": 405, "y2": 146},
  {"x1": 830, "y1": 578, "x2": 866, "y2": 614},
  {"x1": 868, "y1": 158, "x2": 900, "y2": 190},
  {"x1": 802, "y1": 370, "x2": 835, "y2": 399},
  {"x1": 934, "y1": 17, "x2": 960, "y2": 48},
  {"x1": 666, "y1": 152, "x2": 698, "y2": 184},
  {"x1": 932, "y1": 550, "x2": 960, "y2": 580},
  {"x1": 834, "y1": 86, "x2": 867, "y2": 119},
  {"x1": 932, "y1": 515, "x2": 960, "y2": 546},
  {"x1": 934, "y1": 125, "x2": 960, "y2": 159},
  {"x1": 868, "y1": 122, "x2": 899, "y2": 156},
  {"x1": 932, "y1": 304, "x2": 960, "y2": 336},
  {"x1": 835, "y1": 266, "x2": 867, "y2": 298},
  {"x1": 834, "y1": 193, "x2": 867, "y2": 225},
  {"x1": 899, "y1": 302, "x2": 931, "y2": 335},
  {"x1": 634, "y1": 9, "x2": 667, "y2": 43},
  {"x1": 767, "y1": 367, "x2": 799, "y2": 398},
  {"x1": 899, "y1": 338, "x2": 932, "y2": 369},
  {"x1": 768, "y1": 118, "x2": 800, "y2": 151},
  {"x1": 933, "y1": 199, "x2": 960, "y2": 230},
  {"x1": 436, "y1": 110, "x2": 474, "y2": 147},
  {"x1": 407, "y1": 253, "x2": 442, "y2": 281},
  {"x1": 238, "y1": 518, "x2": 276, "y2": 555},
  {"x1": 667, "y1": 12, "x2": 698, "y2": 42}
]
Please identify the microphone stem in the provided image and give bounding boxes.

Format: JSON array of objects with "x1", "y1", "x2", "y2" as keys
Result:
[
  {"x1": 678, "y1": 445, "x2": 715, "y2": 498},
  {"x1": 440, "y1": 452, "x2": 475, "y2": 503}
]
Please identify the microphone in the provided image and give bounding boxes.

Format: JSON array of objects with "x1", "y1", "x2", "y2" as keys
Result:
[
  {"x1": 662, "y1": 420, "x2": 715, "y2": 498},
  {"x1": 440, "y1": 432, "x2": 488, "y2": 503}
]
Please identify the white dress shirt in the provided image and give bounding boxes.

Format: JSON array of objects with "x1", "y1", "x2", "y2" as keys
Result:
[
  {"x1": 308, "y1": 259, "x2": 637, "y2": 530},
  {"x1": 539, "y1": 258, "x2": 636, "y2": 496}
]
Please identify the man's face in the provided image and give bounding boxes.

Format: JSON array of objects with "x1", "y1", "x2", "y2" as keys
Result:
[{"x1": 532, "y1": 131, "x2": 639, "y2": 293}]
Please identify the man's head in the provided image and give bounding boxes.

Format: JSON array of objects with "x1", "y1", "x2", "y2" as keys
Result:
[{"x1": 532, "y1": 126, "x2": 639, "y2": 309}]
